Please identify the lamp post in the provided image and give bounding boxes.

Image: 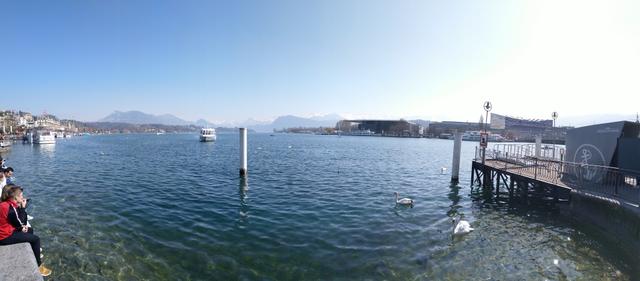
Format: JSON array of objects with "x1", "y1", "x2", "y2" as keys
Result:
[
  {"x1": 552, "y1": 111, "x2": 558, "y2": 159},
  {"x1": 484, "y1": 101, "x2": 492, "y2": 132},
  {"x1": 482, "y1": 101, "x2": 492, "y2": 164}
]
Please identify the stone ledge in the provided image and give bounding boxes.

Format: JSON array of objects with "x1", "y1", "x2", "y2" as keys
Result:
[{"x1": 0, "y1": 242, "x2": 43, "y2": 281}]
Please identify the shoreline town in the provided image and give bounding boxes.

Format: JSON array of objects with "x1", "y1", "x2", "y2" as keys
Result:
[{"x1": 1, "y1": 109, "x2": 576, "y2": 143}]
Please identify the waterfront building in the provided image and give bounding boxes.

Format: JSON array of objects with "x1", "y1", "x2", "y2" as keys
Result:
[
  {"x1": 336, "y1": 119, "x2": 424, "y2": 137},
  {"x1": 490, "y1": 113, "x2": 561, "y2": 141},
  {"x1": 18, "y1": 117, "x2": 28, "y2": 127},
  {"x1": 427, "y1": 121, "x2": 483, "y2": 138}
]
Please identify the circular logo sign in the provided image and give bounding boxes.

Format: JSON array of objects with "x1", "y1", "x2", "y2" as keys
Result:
[{"x1": 572, "y1": 144, "x2": 606, "y2": 182}]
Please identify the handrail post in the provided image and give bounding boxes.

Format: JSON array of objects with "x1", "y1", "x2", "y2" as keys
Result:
[
  {"x1": 505, "y1": 152, "x2": 509, "y2": 169},
  {"x1": 613, "y1": 172, "x2": 624, "y2": 195},
  {"x1": 534, "y1": 158, "x2": 538, "y2": 180}
]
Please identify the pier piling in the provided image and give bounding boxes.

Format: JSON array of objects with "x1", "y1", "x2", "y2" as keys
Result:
[
  {"x1": 451, "y1": 131, "x2": 462, "y2": 183},
  {"x1": 240, "y1": 128, "x2": 247, "y2": 176}
]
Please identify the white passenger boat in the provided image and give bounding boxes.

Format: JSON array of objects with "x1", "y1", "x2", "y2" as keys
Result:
[
  {"x1": 199, "y1": 128, "x2": 217, "y2": 142},
  {"x1": 462, "y1": 131, "x2": 506, "y2": 142},
  {"x1": 33, "y1": 130, "x2": 56, "y2": 144}
]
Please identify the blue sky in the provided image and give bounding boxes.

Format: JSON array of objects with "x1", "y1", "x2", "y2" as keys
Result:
[{"x1": 2, "y1": 0, "x2": 639, "y2": 125}]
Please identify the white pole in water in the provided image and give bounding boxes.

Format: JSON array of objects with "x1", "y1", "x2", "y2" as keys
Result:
[
  {"x1": 451, "y1": 131, "x2": 463, "y2": 183},
  {"x1": 535, "y1": 135, "x2": 542, "y2": 158},
  {"x1": 240, "y1": 128, "x2": 248, "y2": 176}
]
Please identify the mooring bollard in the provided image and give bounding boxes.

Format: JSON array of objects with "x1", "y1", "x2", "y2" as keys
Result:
[
  {"x1": 240, "y1": 128, "x2": 247, "y2": 176},
  {"x1": 451, "y1": 131, "x2": 462, "y2": 183}
]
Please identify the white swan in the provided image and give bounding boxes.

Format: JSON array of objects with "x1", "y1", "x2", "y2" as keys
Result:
[
  {"x1": 394, "y1": 192, "x2": 414, "y2": 205},
  {"x1": 452, "y1": 217, "x2": 474, "y2": 235}
]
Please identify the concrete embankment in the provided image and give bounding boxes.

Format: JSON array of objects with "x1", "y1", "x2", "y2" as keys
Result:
[
  {"x1": 0, "y1": 243, "x2": 43, "y2": 281},
  {"x1": 569, "y1": 192, "x2": 640, "y2": 268}
]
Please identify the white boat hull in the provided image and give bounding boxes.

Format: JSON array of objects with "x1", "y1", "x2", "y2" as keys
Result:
[
  {"x1": 200, "y1": 135, "x2": 216, "y2": 142},
  {"x1": 34, "y1": 137, "x2": 55, "y2": 144}
]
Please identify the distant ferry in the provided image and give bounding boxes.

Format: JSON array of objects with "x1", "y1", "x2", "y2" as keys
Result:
[
  {"x1": 461, "y1": 131, "x2": 506, "y2": 142},
  {"x1": 33, "y1": 130, "x2": 56, "y2": 144},
  {"x1": 200, "y1": 128, "x2": 217, "y2": 142},
  {"x1": 347, "y1": 129, "x2": 376, "y2": 136}
]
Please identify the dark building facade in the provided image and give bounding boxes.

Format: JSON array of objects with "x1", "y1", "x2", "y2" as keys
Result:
[
  {"x1": 427, "y1": 121, "x2": 483, "y2": 137},
  {"x1": 336, "y1": 120, "x2": 423, "y2": 137},
  {"x1": 565, "y1": 121, "x2": 640, "y2": 171}
]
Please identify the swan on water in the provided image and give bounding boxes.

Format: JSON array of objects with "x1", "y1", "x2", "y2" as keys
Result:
[
  {"x1": 394, "y1": 192, "x2": 414, "y2": 205},
  {"x1": 452, "y1": 216, "x2": 474, "y2": 235}
]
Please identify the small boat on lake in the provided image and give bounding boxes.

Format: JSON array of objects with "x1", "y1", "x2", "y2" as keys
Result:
[
  {"x1": 0, "y1": 140, "x2": 10, "y2": 152},
  {"x1": 0, "y1": 140, "x2": 11, "y2": 148},
  {"x1": 200, "y1": 128, "x2": 217, "y2": 142}
]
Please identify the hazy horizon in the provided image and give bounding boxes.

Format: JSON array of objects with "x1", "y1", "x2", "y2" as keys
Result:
[
  {"x1": 2, "y1": 1, "x2": 639, "y2": 126},
  {"x1": 19, "y1": 109, "x2": 637, "y2": 128}
]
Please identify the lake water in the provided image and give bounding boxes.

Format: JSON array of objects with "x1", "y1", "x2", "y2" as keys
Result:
[{"x1": 2, "y1": 134, "x2": 637, "y2": 280}]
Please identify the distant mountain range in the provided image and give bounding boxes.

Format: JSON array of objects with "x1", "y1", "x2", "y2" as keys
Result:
[
  {"x1": 100, "y1": 111, "x2": 192, "y2": 126},
  {"x1": 97, "y1": 111, "x2": 345, "y2": 132},
  {"x1": 250, "y1": 115, "x2": 342, "y2": 132}
]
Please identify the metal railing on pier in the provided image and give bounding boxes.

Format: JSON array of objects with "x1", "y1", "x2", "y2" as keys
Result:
[
  {"x1": 492, "y1": 143, "x2": 565, "y2": 161},
  {"x1": 474, "y1": 146, "x2": 640, "y2": 207}
]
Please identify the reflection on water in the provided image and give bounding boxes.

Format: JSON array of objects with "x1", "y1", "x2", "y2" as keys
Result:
[
  {"x1": 238, "y1": 177, "x2": 249, "y2": 224},
  {"x1": 34, "y1": 143, "x2": 56, "y2": 155},
  {"x1": 447, "y1": 183, "x2": 461, "y2": 217}
]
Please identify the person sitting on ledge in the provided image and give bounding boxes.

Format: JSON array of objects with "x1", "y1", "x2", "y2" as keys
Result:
[
  {"x1": 0, "y1": 168, "x2": 6, "y2": 189},
  {"x1": 3, "y1": 167, "x2": 14, "y2": 185},
  {"x1": 0, "y1": 185, "x2": 51, "y2": 276},
  {"x1": 1, "y1": 184, "x2": 32, "y2": 234}
]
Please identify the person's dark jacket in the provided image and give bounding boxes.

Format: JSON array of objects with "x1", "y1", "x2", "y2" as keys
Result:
[{"x1": 7, "y1": 205, "x2": 28, "y2": 231}]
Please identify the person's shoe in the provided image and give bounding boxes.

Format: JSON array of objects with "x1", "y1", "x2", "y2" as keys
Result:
[{"x1": 39, "y1": 265, "x2": 52, "y2": 277}]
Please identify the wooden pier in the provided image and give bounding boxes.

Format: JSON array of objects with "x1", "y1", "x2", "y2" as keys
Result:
[
  {"x1": 471, "y1": 147, "x2": 640, "y2": 211},
  {"x1": 471, "y1": 159, "x2": 572, "y2": 204}
]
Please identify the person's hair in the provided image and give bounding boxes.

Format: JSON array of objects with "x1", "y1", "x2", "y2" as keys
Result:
[
  {"x1": 1, "y1": 185, "x2": 22, "y2": 202},
  {"x1": 3, "y1": 167, "x2": 13, "y2": 173}
]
